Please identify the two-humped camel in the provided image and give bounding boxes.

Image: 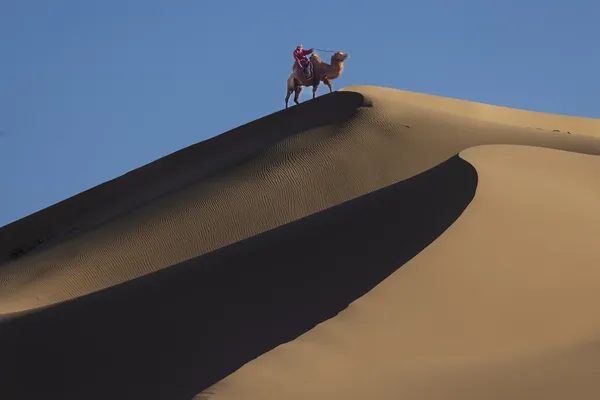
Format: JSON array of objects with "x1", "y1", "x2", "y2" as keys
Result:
[{"x1": 285, "y1": 51, "x2": 350, "y2": 109}]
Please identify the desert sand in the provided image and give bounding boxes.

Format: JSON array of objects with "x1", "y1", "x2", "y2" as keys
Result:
[{"x1": 1, "y1": 85, "x2": 600, "y2": 399}]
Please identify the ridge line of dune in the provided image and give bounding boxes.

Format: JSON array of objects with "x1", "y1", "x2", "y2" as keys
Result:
[{"x1": 342, "y1": 85, "x2": 600, "y2": 134}]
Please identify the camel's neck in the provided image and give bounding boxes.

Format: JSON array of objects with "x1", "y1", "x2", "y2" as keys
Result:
[{"x1": 324, "y1": 61, "x2": 344, "y2": 78}]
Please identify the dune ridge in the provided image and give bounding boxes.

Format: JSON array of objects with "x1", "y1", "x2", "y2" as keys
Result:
[{"x1": 1, "y1": 85, "x2": 600, "y2": 399}]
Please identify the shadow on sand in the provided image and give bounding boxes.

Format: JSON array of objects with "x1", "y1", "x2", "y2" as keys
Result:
[{"x1": 0, "y1": 154, "x2": 478, "y2": 400}]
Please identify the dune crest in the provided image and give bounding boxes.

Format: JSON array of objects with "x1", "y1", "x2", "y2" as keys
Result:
[{"x1": 1, "y1": 86, "x2": 600, "y2": 399}]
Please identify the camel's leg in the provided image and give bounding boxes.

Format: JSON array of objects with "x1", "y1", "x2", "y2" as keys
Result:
[
  {"x1": 293, "y1": 81, "x2": 303, "y2": 105},
  {"x1": 285, "y1": 86, "x2": 294, "y2": 109},
  {"x1": 312, "y1": 78, "x2": 320, "y2": 99},
  {"x1": 323, "y1": 78, "x2": 333, "y2": 93}
]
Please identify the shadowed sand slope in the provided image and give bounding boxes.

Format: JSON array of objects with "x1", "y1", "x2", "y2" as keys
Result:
[{"x1": 1, "y1": 86, "x2": 600, "y2": 399}]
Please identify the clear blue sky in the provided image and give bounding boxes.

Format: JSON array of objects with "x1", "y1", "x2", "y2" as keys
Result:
[{"x1": 1, "y1": 0, "x2": 598, "y2": 227}]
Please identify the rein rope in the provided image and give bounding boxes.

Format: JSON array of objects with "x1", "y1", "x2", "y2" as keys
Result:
[{"x1": 314, "y1": 48, "x2": 337, "y2": 53}]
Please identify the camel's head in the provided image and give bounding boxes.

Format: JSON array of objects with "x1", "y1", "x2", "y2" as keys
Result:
[{"x1": 331, "y1": 51, "x2": 350, "y2": 63}]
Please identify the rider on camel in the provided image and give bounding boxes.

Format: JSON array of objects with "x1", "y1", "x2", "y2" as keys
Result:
[{"x1": 293, "y1": 44, "x2": 314, "y2": 79}]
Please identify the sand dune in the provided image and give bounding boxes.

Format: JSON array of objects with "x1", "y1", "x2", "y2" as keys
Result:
[{"x1": 1, "y1": 86, "x2": 600, "y2": 399}]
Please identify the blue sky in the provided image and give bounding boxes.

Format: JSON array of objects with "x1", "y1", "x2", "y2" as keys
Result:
[{"x1": 1, "y1": 0, "x2": 598, "y2": 227}]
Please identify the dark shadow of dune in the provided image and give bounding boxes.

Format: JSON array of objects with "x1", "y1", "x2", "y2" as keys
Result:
[
  {"x1": 0, "y1": 154, "x2": 478, "y2": 400},
  {"x1": 0, "y1": 91, "x2": 368, "y2": 265}
]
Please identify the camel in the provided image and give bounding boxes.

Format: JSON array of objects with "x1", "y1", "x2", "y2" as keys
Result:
[{"x1": 285, "y1": 51, "x2": 350, "y2": 108}]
